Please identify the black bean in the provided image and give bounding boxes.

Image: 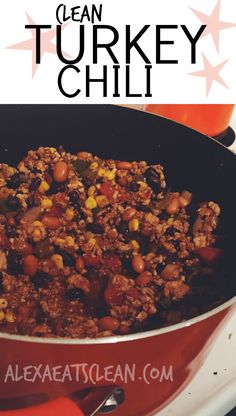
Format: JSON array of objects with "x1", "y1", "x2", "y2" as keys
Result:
[
  {"x1": 183, "y1": 265, "x2": 194, "y2": 275},
  {"x1": 129, "y1": 182, "x2": 140, "y2": 192},
  {"x1": 165, "y1": 227, "x2": 176, "y2": 237},
  {"x1": 5, "y1": 226, "x2": 18, "y2": 239},
  {"x1": 29, "y1": 177, "x2": 41, "y2": 192},
  {"x1": 156, "y1": 263, "x2": 165, "y2": 273},
  {"x1": 31, "y1": 168, "x2": 42, "y2": 174},
  {"x1": 144, "y1": 167, "x2": 162, "y2": 194},
  {"x1": 57, "y1": 145, "x2": 65, "y2": 155},
  {"x1": 65, "y1": 288, "x2": 85, "y2": 301},
  {"x1": 166, "y1": 254, "x2": 177, "y2": 264},
  {"x1": 87, "y1": 222, "x2": 104, "y2": 234},
  {"x1": 138, "y1": 205, "x2": 150, "y2": 212},
  {"x1": 7, "y1": 250, "x2": 22, "y2": 275},
  {"x1": 7, "y1": 173, "x2": 27, "y2": 189},
  {"x1": 56, "y1": 249, "x2": 75, "y2": 267},
  {"x1": 171, "y1": 239, "x2": 180, "y2": 249},
  {"x1": 48, "y1": 182, "x2": 67, "y2": 195},
  {"x1": 117, "y1": 221, "x2": 128, "y2": 234},
  {"x1": 31, "y1": 272, "x2": 52, "y2": 289},
  {"x1": 26, "y1": 195, "x2": 36, "y2": 208},
  {"x1": 7, "y1": 196, "x2": 21, "y2": 211},
  {"x1": 158, "y1": 211, "x2": 169, "y2": 220},
  {"x1": 68, "y1": 190, "x2": 80, "y2": 204}
]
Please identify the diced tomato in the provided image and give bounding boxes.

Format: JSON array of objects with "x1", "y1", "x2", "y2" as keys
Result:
[
  {"x1": 102, "y1": 255, "x2": 122, "y2": 274},
  {"x1": 48, "y1": 206, "x2": 62, "y2": 216},
  {"x1": 117, "y1": 193, "x2": 127, "y2": 203},
  {"x1": 195, "y1": 247, "x2": 224, "y2": 265},
  {"x1": 126, "y1": 287, "x2": 139, "y2": 299},
  {"x1": 83, "y1": 254, "x2": 101, "y2": 267},
  {"x1": 0, "y1": 231, "x2": 9, "y2": 249},
  {"x1": 105, "y1": 284, "x2": 124, "y2": 306},
  {"x1": 99, "y1": 183, "x2": 115, "y2": 198}
]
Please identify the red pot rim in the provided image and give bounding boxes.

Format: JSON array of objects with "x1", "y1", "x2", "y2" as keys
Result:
[{"x1": 0, "y1": 296, "x2": 235, "y2": 345}]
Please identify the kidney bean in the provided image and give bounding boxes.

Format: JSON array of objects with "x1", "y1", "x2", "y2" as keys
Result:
[
  {"x1": 195, "y1": 247, "x2": 224, "y2": 265},
  {"x1": 126, "y1": 287, "x2": 139, "y2": 299},
  {"x1": 136, "y1": 271, "x2": 153, "y2": 286},
  {"x1": 42, "y1": 215, "x2": 61, "y2": 230},
  {"x1": 178, "y1": 196, "x2": 189, "y2": 208},
  {"x1": 119, "y1": 178, "x2": 128, "y2": 188},
  {"x1": 119, "y1": 324, "x2": 130, "y2": 335},
  {"x1": 161, "y1": 264, "x2": 181, "y2": 280},
  {"x1": 75, "y1": 257, "x2": 85, "y2": 273},
  {"x1": 166, "y1": 198, "x2": 180, "y2": 215},
  {"x1": 99, "y1": 316, "x2": 120, "y2": 331},
  {"x1": 132, "y1": 255, "x2": 145, "y2": 273},
  {"x1": 23, "y1": 255, "x2": 38, "y2": 277},
  {"x1": 122, "y1": 208, "x2": 136, "y2": 222},
  {"x1": 53, "y1": 161, "x2": 69, "y2": 183},
  {"x1": 77, "y1": 152, "x2": 92, "y2": 159},
  {"x1": 105, "y1": 285, "x2": 124, "y2": 306},
  {"x1": 83, "y1": 255, "x2": 101, "y2": 267},
  {"x1": 117, "y1": 161, "x2": 132, "y2": 170}
]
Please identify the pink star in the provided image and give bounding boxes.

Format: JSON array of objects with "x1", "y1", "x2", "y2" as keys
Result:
[
  {"x1": 190, "y1": 0, "x2": 236, "y2": 52},
  {"x1": 7, "y1": 13, "x2": 71, "y2": 77},
  {"x1": 188, "y1": 54, "x2": 229, "y2": 96}
]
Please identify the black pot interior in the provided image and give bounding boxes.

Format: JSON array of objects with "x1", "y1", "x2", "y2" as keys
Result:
[{"x1": 0, "y1": 104, "x2": 236, "y2": 297}]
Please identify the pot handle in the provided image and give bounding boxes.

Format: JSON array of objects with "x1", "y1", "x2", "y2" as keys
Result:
[
  {"x1": 0, "y1": 397, "x2": 84, "y2": 416},
  {"x1": 0, "y1": 386, "x2": 124, "y2": 416}
]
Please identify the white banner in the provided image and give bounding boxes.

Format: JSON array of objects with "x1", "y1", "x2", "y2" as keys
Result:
[{"x1": 0, "y1": 0, "x2": 235, "y2": 103}]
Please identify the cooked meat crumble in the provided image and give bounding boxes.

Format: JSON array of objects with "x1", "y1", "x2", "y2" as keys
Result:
[{"x1": 0, "y1": 147, "x2": 227, "y2": 338}]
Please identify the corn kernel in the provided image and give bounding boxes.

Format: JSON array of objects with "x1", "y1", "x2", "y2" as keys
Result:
[
  {"x1": 96, "y1": 195, "x2": 109, "y2": 208},
  {"x1": 128, "y1": 219, "x2": 139, "y2": 232},
  {"x1": 65, "y1": 208, "x2": 74, "y2": 221},
  {"x1": 55, "y1": 238, "x2": 66, "y2": 246},
  {"x1": 33, "y1": 221, "x2": 43, "y2": 227},
  {"x1": 41, "y1": 198, "x2": 53, "y2": 209},
  {"x1": 167, "y1": 218, "x2": 174, "y2": 226},
  {"x1": 38, "y1": 180, "x2": 50, "y2": 193},
  {"x1": 88, "y1": 238, "x2": 96, "y2": 250},
  {"x1": 33, "y1": 229, "x2": 42, "y2": 243},
  {"x1": 130, "y1": 240, "x2": 140, "y2": 251},
  {"x1": 85, "y1": 197, "x2": 97, "y2": 210},
  {"x1": 0, "y1": 298, "x2": 8, "y2": 310},
  {"x1": 50, "y1": 147, "x2": 57, "y2": 153},
  {"x1": 52, "y1": 254, "x2": 64, "y2": 270},
  {"x1": 65, "y1": 236, "x2": 75, "y2": 247},
  {"x1": 0, "y1": 311, "x2": 5, "y2": 321},
  {"x1": 89, "y1": 162, "x2": 98, "y2": 171},
  {"x1": 5, "y1": 311, "x2": 15, "y2": 323},
  {"x1": 88, "y1": 186, "x2": 96, "y2": 197},
  {"x1": 98, "y1": 168, "x2": 105, "y2": 177},
  {"x1": 138, "y1": 181, "x2": 148, "y2": 190},
  {"x1": 104, "y1": 169, "x2": 116, "y2": 181}
]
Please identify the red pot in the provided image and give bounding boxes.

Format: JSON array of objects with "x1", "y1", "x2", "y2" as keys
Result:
[
  {"x1": 0, "y1": 301, "x2": 235, "y2": 416},
  {"x1": 0, "y1": 105, "x2": 235, "y2": 415}
]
